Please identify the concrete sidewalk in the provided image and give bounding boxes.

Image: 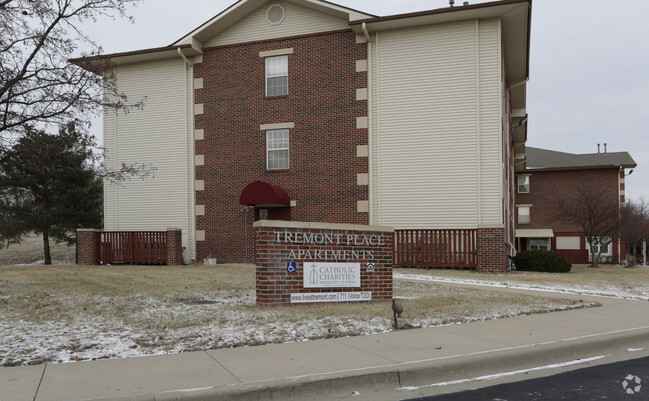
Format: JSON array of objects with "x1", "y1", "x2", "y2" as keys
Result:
[{"x1": 2, "y1": 290, "x2": 649, "y2": 401}]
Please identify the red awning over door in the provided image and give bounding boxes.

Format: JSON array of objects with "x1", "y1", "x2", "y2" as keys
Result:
[{"x1": 239, "y1": 181, "x2": 290, "y2": 207}]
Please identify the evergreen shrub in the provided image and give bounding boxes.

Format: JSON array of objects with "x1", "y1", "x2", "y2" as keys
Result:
[{"x1": 513, "y1": 250, "x2": 572, "y2": 273}]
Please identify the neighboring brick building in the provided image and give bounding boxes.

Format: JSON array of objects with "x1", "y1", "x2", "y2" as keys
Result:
[
  {"x1": 74, "y1": 0, "x2": 533, "y2": 271},
  {"x1": 515, "y1": 146, "x2": 636, "y2": 264}
]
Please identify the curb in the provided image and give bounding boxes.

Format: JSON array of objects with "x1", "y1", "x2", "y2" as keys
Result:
[{"x1": 89, "y1": 325, "x2": 649, "y2": 401}]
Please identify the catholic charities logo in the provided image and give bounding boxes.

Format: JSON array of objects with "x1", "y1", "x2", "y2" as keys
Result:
[
  {"x1": 304, "y1": 262, "x2": 361, "y2": 288},
  {"x1": 309, "y1": 263, "x2": 319, "y2": 285}
]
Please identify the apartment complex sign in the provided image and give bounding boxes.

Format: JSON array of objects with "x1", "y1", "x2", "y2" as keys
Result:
[
  {"x1": 303, "y1": 262, "x2": 360, "y2": 288},
  {"x1": 254, "y1": 221, "x2": 393, "y2": 306},
  {"x1": 276, "y1": 231, "x2": 386, "y2": 261}
]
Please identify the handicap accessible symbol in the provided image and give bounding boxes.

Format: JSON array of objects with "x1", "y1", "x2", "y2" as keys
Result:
[{"x1": 287, "y1": 262, "x2": 296, "y2": 273}]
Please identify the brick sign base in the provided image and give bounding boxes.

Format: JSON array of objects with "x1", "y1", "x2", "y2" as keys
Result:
[{"x1": 254, "y1": 220, "x2": 393, "y2": 307}]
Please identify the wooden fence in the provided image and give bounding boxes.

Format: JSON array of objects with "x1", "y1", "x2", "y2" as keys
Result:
[
  {"x1": 96, "y1": 231, "x2": 168, "y2": 265},
  {"x1": 394, "y1": 229, "x2": 477, "y2": 269}
]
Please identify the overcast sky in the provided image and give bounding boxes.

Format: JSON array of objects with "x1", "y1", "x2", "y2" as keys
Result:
[{"x1": 82, "y1": 0, "x2": 649, "y2": 201}]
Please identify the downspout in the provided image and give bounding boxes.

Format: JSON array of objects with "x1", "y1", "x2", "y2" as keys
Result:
[
  {"x1": 508, "y1": 78, "x2": 529, "y2": 90},
  {"x1": 475, "y1": 19, "x2": 481, "y2": 226},
  {"x1": 362, "y1": 22, "x2": 374, "y2": 225},
  {"x1": 177, "y1": 48, "x2": 194, "y2": 67},
  {"x1": 112, "y1": 66, "x2": 119, "y2": 230}
]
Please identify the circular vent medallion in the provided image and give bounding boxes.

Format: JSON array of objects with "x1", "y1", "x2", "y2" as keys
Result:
[{"x1": 266, "y1": 4, "x2": 285, "y2": 25}]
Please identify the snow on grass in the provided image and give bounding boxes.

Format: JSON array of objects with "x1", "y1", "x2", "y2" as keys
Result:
[
  {"x1": 0, "y1": 289, "x2": 595, "y2": 367},
  {"x1": 394, "y1": 269, "x2": 649, "y2": 301},
  {"x1": 0, "y1": 265, "x2": 598, "y2": 367}
]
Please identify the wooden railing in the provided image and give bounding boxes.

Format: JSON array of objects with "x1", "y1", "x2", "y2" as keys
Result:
[
  {"x1": 394, "y1": 229, "x2": 477, "y2": 269},
  {"x1": 96, "y1": 231, "x2": 168, "y2": 265}
]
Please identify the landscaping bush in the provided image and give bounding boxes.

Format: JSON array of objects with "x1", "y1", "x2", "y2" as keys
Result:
[{"x1": 513, "y1": 250, "x2": 572, "y2": 273}]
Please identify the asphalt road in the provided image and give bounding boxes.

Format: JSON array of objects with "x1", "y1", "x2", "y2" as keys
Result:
[{"x1": 405, "y1": 356, "x2": 649, "y2": 401}]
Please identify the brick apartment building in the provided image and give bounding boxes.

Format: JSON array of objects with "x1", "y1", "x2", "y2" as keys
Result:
[
  {"x1": 515, "y1": 146, "x2": 636, "y2": 264},
  {"x1": 74, "y1": 0, "x2": 532, "y2": 271}
]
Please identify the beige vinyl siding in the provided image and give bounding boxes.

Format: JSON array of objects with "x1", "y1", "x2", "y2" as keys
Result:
[
  {"x1": 103, "y1": 58, "x2": 195, "y2": 261},
  {"x1": 206, "y1": 2, "x2": 348, "y2": 47},
  {"x1": 370, "y1": 19, "x2": 503, "y2": 229},
  {"x1": 477, "y1": 19, "x2": 503, "y2": 227}
]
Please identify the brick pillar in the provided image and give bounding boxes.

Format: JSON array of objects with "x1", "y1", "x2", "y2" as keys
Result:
[
  {"x1": 77, "y1": 229, "x2": 100, "y2": 265},
  {"x1": 166, "y1": 228, "x2": 183, "y2": 265},
  {"x1": 476, "y1": 227, "x2": 509, "y2": 273}
]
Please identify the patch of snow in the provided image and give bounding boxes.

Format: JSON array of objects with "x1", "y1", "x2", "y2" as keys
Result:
[
  {"x1": 394, "y1": 273, "x2": 649, "y2": 301},
  {"x1": 0, "y1": 282, "x2": 597, "y2": 367},
  {"x1": 14, "y1": 259, "x2": 75, "y2": 266}
]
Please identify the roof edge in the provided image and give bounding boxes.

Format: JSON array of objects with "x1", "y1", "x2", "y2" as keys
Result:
[
  {"x1": 172, "y1": 0, "x2": 376, "y2": 47},
  {"x1": 69, "y1": 44, "x2": 193, "y2": 64},
  {"x1": 349, "y1": 0, "x2": 531, "y2": 25},
  {"x1": 527, "y1": 163, "x2": 637, "y2": 172}
]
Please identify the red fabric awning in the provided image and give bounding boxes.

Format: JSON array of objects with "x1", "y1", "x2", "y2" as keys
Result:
[{"x1": 239, "y1": 181, "x2": 290, "y2": 207}]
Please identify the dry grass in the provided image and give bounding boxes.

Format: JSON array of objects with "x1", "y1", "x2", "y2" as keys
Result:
[
  {"x1": 0, "y1": 264, "x2": 596, "y2": 366},
  {"x1": 0, "y1": 233, "x2": 76, "y2": 265}
]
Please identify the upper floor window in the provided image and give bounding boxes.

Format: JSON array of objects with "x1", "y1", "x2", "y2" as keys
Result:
[
  {"x1": 517, "y1": 176, "x2": 530, "y2": 193},
  {"x1": 266, "y1": 129, "x2": 289, "y2": 170},
  {"x1": 265, "y1": 55, "x2": 288, "y2": 97},
  {"x1": 518, "y1": 176, "x2": 530, "y2": 193}
]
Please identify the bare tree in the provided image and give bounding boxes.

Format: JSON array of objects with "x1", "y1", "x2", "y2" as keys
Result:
[
  {"x1": 620, "y1": 198, "x2": 649, "y2": 267},
  {"x1": 0, "y1": 0, "x2": 158, "y2": 184},
  {"x1": 554, "y1": 183, "x2": 621, "y2": 267},
  {"x1": 0, "y1": 0, "x2": 143, "y2": 147}
]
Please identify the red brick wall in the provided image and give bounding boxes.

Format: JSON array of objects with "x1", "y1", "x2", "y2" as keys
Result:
[
  {"x1": 254, "y1": 222, "x2": 393, "y2": 306},
  {"x1": 77, "y1": 229, "x2": 100, "y2": 265},
  {"x1": 194, "y1": 30, "x2": 368, "y2": 263},
  {"x1": 516, "y1": 168, "x2": 620, "y2": 231},
  {"x1": 476, "y1": 227, "x2": 509, "y2": 272},
  {"x1": 166, "y1": 229, "x2": 183, "y2": 265}
]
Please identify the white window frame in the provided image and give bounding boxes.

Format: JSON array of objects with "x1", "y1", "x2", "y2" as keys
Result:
[
  {"x1": 518, "y1": 205, "x2": 530, "y2": 225},
  {"x1": 265, "y1": 55, "x2": 288, "y2": 97},
  {"x1": 518, "y1": 175, "x2": 530, "y2": 193},
  {"x1": 266, "y1": 129, "x2": 289, "y2": 170},
  {"x1": 529, "y1": 237, "x2": 550, "y2": 251},
  {"x1": 588, "y1": 237, "x2": 612, "y2": 256}
]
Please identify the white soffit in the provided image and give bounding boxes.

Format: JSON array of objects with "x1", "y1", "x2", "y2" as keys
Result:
[{"x1": 515, "y1": 229, "x2": 555, "y2": 238}]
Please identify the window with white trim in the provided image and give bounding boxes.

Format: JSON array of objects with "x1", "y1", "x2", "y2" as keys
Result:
[
  {"x1": 265, "y1": 55, "x2": 288, "y2": 97},
  {"x1": 589, "y1": 237, "x2": 612, "y2": 255},
  {"x1": 266, "y1": 129, "x2": 289, "y2": 170},
  {"x1": 518, "y1": 206, "x2": 530, "y2": 225},
  {"x1": 518, "y1": 176, "x2": 530, "y2": 193},
  {"x1": 529, "y1": 238, "x2": 549, "y2": 251}
]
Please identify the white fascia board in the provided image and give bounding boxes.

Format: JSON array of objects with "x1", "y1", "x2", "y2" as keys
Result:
[
  {"x1": 173, "y1": 0, "x2": 373, "y2": 47},
  {"x1": 173, "y1": 0, "x2": 266, "y2": 46},
  {"x1": 289, "y1": 0, "x2": 373, "y2": 21}
]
